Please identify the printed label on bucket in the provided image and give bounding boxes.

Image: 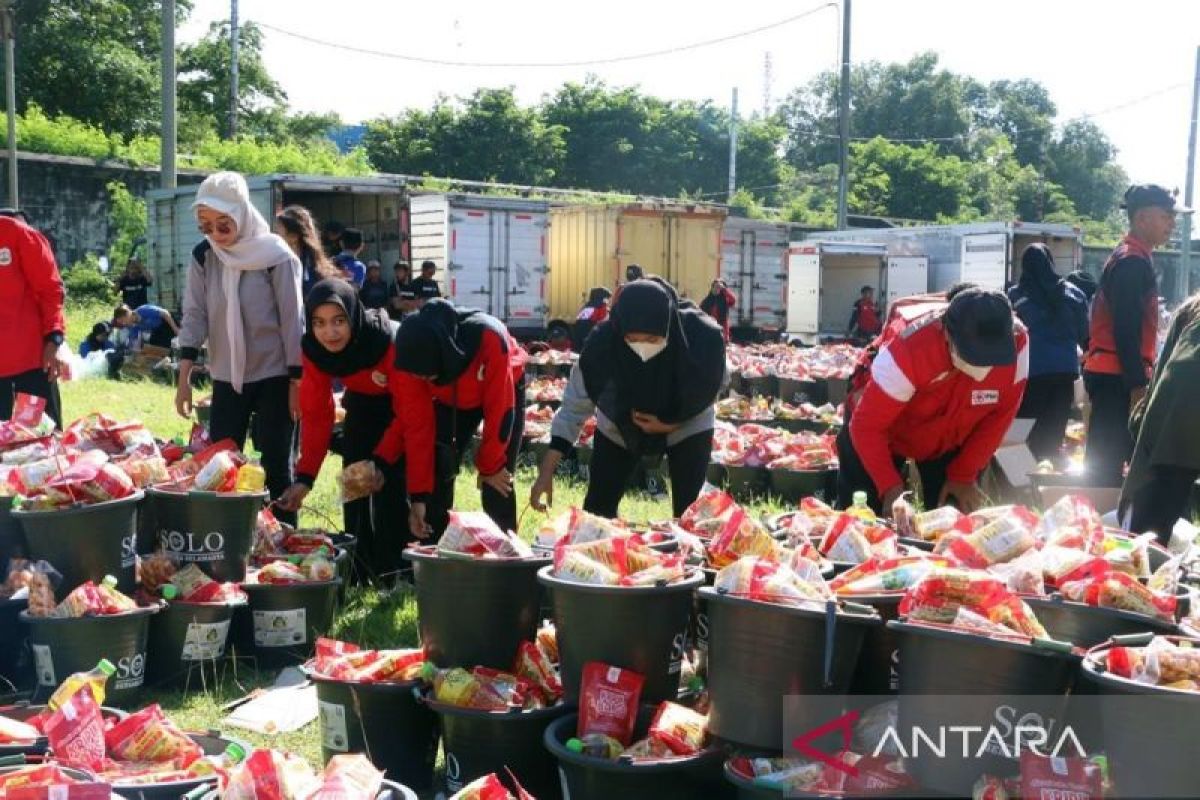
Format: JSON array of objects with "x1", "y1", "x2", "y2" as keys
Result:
[
  {"x1": 181, "y1": 620, "x2": 231, "y2": 661},
  {"x1": 254, "y1": 608, "x2": 306, "y2": 647},
  {"x1": 443, "y1": 753, "x2": 462, "y2": 794},
  {"x1": 113, "y1": 652, "x2": 146, "y2": 690},
  {"x1": 122, "y1": 532, "x2": 137, "y2": 569},
  {"x1": 159, "y1": 529, "x2": 227, "y2": 564},
  {"x1": 32, "y1": 643, "x2": 54, "y2": 687},
  {"x1": 318, "y1": 700, "x2": 349, "y2": 752}
]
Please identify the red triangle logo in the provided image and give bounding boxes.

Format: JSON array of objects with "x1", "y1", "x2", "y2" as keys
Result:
[{"x1": 790, "y1": 709, "x2": 861, "y2": 777}]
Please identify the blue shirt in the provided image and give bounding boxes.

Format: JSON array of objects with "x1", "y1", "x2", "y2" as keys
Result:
[
  {"x1": 334, "y1": 253, "x2": 366, "y2": 288},
  {"x1": 1008, "y1": 283, "x2": 1089, "y2": 378},
  {"x1": 134, "y1": 304, "x2": 167, "y2": 333},
  {"x1": 79, "y1": 339, "x2": 114, "y2": 357}
]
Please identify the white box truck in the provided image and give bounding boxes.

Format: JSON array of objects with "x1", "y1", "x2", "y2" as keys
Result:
[
  {"x1": 719, "y1": 216, "x2": 791, "y2": 333},
  {"x1": 785, "y1": 241, "x2": 928, "y2": 343},
  {"x1": 146, "y1": 173, "x2": 409, "y2": 309},
  {"x1": 809, "y1": 221, "x2": 1082, "y2": 292},
  {"x1": 410, "y1": 193, "x2": 550, "y2": 336}
]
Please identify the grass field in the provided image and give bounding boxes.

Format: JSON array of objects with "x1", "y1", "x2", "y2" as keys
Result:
[{"x1": 54, "y1": 302, "x2": 783, "y2": 780}]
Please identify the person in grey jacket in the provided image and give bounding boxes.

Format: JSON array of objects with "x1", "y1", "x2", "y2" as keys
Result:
[
  {"x1": 529, "y1": 278, "x2": 727, "y2": 518},
  {"x1": 175, "y1": 172, "x2": 304, "y2": 522}
]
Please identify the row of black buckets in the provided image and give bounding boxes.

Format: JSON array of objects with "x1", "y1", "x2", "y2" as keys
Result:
[{"x1": 729, "y1": 374, "x2": 849, "y2": 405}]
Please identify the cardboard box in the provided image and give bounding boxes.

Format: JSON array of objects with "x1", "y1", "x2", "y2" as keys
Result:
[{"x1": 981, "y1": 418, "x2": 1039, "y2": 503}]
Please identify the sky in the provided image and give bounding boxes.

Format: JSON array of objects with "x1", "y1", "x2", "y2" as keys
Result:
[{"x1": 184, "y1": 0, "x2": 1200, "y2": 198}]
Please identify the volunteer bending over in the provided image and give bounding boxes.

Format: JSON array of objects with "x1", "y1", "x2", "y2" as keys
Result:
[
  {"x1": 278, "y1": 280, "x2": 409, "y2": 582},
  {"x1": 837, "y1": 286, "x2": 1028, "y2": 514},
  {"x1": 393, "y1": 300, "x2": 526, "y2": 538},
  {"x1": 530, "y1": 278, "x2": 727, "y2": 518}
]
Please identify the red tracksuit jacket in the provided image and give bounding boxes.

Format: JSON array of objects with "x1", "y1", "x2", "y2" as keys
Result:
[
  {"x1": 397, "y1": 328, "x2": 525, "y2": 497},
  {"x1": 0, "y1": 218, "x2": 64, "y2": 377},
  {"x1": 295, "y1": 344, "x2": 407, "y2": 483},
  {"x1": 848, "y1": 316, "x2": 1029, "y2": 496}
]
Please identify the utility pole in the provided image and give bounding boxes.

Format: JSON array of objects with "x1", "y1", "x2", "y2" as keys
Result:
[
  {"x1": 229, "y1": 0, "x2": 239, "y2": 139},
  {"x1": 0, "y1": 0, "x2": 17, "y2": 210},
  {"x1": 835, "y1": 0, "x2": 851, "y2": 229},
  {"x1": 1180, "y1": 45, "x2": 1200, "y2": 301},
  {"x1": 161, "y1": 0, "x2": 176, "y2": 189},
  {"x1": 728, "y1": 87, "x2": 739, "y2": 204}
]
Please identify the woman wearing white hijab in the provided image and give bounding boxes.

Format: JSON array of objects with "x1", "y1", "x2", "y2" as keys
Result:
[{"x1": 175, "y1": 172, "x2": 305, "y2": 522}]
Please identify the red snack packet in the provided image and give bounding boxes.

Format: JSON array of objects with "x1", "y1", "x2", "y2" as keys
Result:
[
  {"x1": 104, "y1": 703, "x2": 203, "y2": 766},
  {"x1": 513, "y1": 640, "x2": 562, "y2": 703},
  {"x1": 0, "y1": 765, "x2": 81, "y2": 793},
  {"x1": 577, "y1": 662, "x2": 644, "y2": 746},
  {"x1": 647, "y1": 701, "x2": 708, "y2": 755},
  {"x1": 1020, "y1": 753, "x2": 1101, "y2": 800},
  {"x1": 449, "y1": 773, "x2": 512, "y2": 800},
  {"x1": 12, "y1": 394, "x2": 46, "y2": 427},
  {"x1": 44, "y1": 685, "x2": 107, "y2": 771},
  {"x1": 309, "y1": 754, "x2": 383, "y2": 800}
]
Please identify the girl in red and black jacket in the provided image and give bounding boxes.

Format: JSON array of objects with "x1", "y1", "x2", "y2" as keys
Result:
[
  {"x1": 394, "y1": 299, "x2": 526, "y2": 538},
  {"x1": 277, "y1": 279, "x2": 409, "y2": 583},
  {"x1": 699, "y1": 279, "x2": 737, "y2": 342}
]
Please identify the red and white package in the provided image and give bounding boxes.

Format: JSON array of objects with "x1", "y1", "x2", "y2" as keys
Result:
[
  {"x1": 1019, "y1": 753, "x2": 1101, "y2": 800},
  {"x1": 104, "y1": 703, "x2": 203, "y2": 766},
  {"x1": 577, "y1": 662, "x2": 644, "y2": 746},
  {"x1": 43, "y1": 684, "x2": 107, "y2": 771},
  {"x1": 224, "y1": 748, "x2": 319, "y2": 800},
  {"x1": 439, "y1": 511, "x2": 532, "y2": 559},
  {"x1": 308, "y1": 754, "x2": 383, "y2": 800}
]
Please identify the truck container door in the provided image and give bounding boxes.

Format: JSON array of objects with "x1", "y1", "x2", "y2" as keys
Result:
[
  {"x1": 960, "y1": 233, "x2": 1007, "y2": 290},
  {"x1": 719, "y1": 230, "x2": 752, "y2": 325},
  {"x1": 617, "y1": 212, "x2": 668, "y2": 276},
  {"x1": 668, "y1": 214, "x2": 722, "y2": 305},
  {"x1": 450, "y1": 208, "x2": 495, "y2": 309},
  {"x1": 500, "y1": 211, "x2": 548, "y2": 331},
  {"x1": 149, "y1": 197, "x2": 180, "y2": 309},
  {"x1": 884, "y1": 256, "x2": 929, "y2": 312},
  {"x1": 785, "y1": 247, "x2": 821, "y2": 337},
  {"x1": 750, "y1": 228, "x2": 788, "y2": 330}
]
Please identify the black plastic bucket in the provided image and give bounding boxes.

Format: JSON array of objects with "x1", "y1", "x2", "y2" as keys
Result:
[
  {"x1": 403, "y1": 547, "x2": 549, "y2": 670},
  {"x1": 429, "y1": 694, "x2": 569, "y2": 799},
  {"x1": 0, "y1": 502, "x2": 21, "y2": 573},
  {"x1": 545, "y1": 707, "x2": 735, "y2": 800},
  {"x1": 14, "y1": 491, "x2": 143, "y2": 593},
  {"x1": 705, "y1": 463, "x2": 727, "y2": 488},
  {"x1": 776, "y1": 378, "x2": 826, "y2": 406},
  {"x1": 146, "y1": 597, "x2": 246, "y2": 687},
  {"x1": 1078, "y1": 636, "x2": 1200, "y2": 799},
  {"x1": 824, "y1": 378, "x2": 849, "y2": 405},
  {"x1": 743, "y1": 376, "x2": 778, "y2": 399},
  {"x1": 148, "y1": 488, "x2": 265, "y2": 582},
  {"x1": 1024, "y1": 595, "x2": 1177, "y2": 648},
  {"x1": 701, "y1": 588, "x2": 879, "y2": 750},
  {"x1": 725, "y1": 466, "x2": 767, "y2": 500},
  {"x1": 767, "y1": 469, "x2": 836, "y2": 504},
  {"x1": 237, "y1": 580, "x2": 340, "y2": 668},
  {"x1": 310, "y1": 675, "x2": 439, "y2": 792},
  {"x1": 0, "y1": 597, "x2": 29, "y2": 692},
  {"x1": 0, "y1": 702, "x2": 126, "y2": 758},
  {"x1": 889, "y1": 620, "x2": 1079, "y2": 796},
  {"x1": 22, "y1": 604, "x2": 159, "y2": 706},
  {"x1": 111, "y1": 731, "x2": 248, "y2": 800},
  {"x1": 843, "y1": 592, "x2": 903, "y2": 695},
  {"x1": 377, "y1": 781, "x2": 418, "y2": 800},
  {"x1": 539, "y1": 566, "x2": 703, "y2": 704}
]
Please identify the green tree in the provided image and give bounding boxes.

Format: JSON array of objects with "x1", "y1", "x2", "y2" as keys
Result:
[
  {"x1": 849, "y1": 137, "x2": 970, "y2": 221},
  {"x1": 1046, "y1": 120, "x2": 1129, "y2": 220},
  {"x1": 178, "y1": 20, "x2": 285, "y2": 141},
  {"x1": 13, "y1": 0, "x2": 193, "y2": 137},
  {"x1": 106, "y1": 180, "x2": 147, "y2": 269},
  {"x1": 974, "y1": 79, "x2": 1057, "y2": 168}
]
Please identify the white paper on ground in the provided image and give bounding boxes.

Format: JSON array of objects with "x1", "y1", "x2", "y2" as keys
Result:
[{"x1": 224, "y1": 671, "x2": 317, "y2": 734}]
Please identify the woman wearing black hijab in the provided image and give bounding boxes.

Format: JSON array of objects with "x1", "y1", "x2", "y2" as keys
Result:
[
  {"x1": 394, "y1": 299, "x2": 527, "y2": 538},
  {"x1": 530, "y1": 278, "x2": 727, "y2": 517},
  {"x1": 277, "y1": 279, "x2": 410, "y2": 582},
  {"x1": 573, "y1": 286, "x2": 611, "y2": 350},
  {"x1": 1007, "y1": 244, "x2": 1089, "y2": 463}
]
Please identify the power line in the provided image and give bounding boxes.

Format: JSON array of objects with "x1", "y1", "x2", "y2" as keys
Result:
[{"x1": 253, "y1": 3, "x2": 837, "y2": 69}]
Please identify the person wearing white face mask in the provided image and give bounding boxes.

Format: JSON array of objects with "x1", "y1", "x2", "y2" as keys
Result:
[
  {"x1": 836, "y1": 284, "x2": 1029, "y2": 514},
  {"x1": 530, "y1": 278, "x2": 727, "y2": 518}
]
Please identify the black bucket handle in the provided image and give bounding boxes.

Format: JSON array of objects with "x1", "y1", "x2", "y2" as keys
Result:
[
  {"x1": 823, "y1": 600, "x2": 837, "y2": 688},
  {"x1": 0, "y1": 754, "x2": 26, "y2": 768},
  {"x1": 1110, "y1": 632, "x2": 1156, "y2": 647}
]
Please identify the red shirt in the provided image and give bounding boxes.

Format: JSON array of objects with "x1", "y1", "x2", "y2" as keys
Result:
[
  {"x1": 1083, "y1": 234, "x2": 1158, "y2": 386},
  {"x1": 849, "y1": 317, "x2": 1029, "y2": 496},
  {"x1": 295, "y1": 343, "x2": 407, "y2": 482},
  {"x1": 0, "y1": 218, "x2": 64, "y2": 377},
  {"x1": 398, "y1": 329, "x2": 526, "y2": 496},
  {"x1": 576, "y1": 305, "x2": 609, "y2": 324}
]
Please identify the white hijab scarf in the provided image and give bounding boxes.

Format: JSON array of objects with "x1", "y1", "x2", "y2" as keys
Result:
[{"x1": 192, "y1": 172, "x2": 295, "y2": 392}]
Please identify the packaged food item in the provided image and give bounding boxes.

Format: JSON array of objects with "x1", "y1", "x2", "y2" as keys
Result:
[
  {"x1": 1036, "y1": 495, "x2": 1105, "y2": 555},
  {"x1": 911, "y1": 506, "x2": 967, "y2": 542},
  {"x1": 1, "y1": 558, "x2": 60, "y2": 616},
  {"x1": 253, "y1": 560, "x2": 309, "y2": 585},
  {"x1": 1061, "y1": 566, "x2": 1176, "y2": 619},
  {"x1": 308, "y1": 754, "x2": 383, "y2": 800},
  {"x1": 513, "y1": 640, "x2": 562, "y2": 703},
  {"x1": 536, "y1": 623, "x2": 558, "y2": 664},
  {"x1": 440, "y1": 511, "x2": 533, "y2": 559},
  {"x1": 937, "y1": 507, "x2": 1038, "y2": 568},
  {"x1": 300, "y1": 552, "x2": 336, "y2": 582},
  {"x1": 647, "y1": 701, "x2": 707, "y2": 755},
  {"x1": 577, "y1": 662, "x2": 644, "y2": 745},
  {"x1": 730, "y1": 756, "x2": 826, "y2": 791},
  {"x1": 706, "y1": 507, "x2": 786, "y2": 568},
  {"x1": 552, "y1": 550, "x2": 620, "y2": 585},
  {"x1": 337, "y1": 460, "x2": 379, "y2": 504},
  {"x1": 565, "y1": 733, "x2": 624, "y2": 760},
  {"x1": 195, "y1": 450, "x2": 241, "y2": 492},
  {"x1": 1106, "y1": 636, "x2": 1200, "y2": 687},
  {"x1": 1019, "y1": 753, "x2": 1101, "y2": 800},
  {"x1": 900, "y1": 568, "x2": 1048, "y2": 638},
  {"x1": 235, "y1": 462, "x2": 266, "y2": 493},
  {"x1": 46, "y1": 659, "x2": 116, "y2": 712},
  {"x1": 0, "y1": 764, "x2": 93, "y2": 795},
  {"x1": 679, "y1": 488, "x2": 738, "y2": 537},
  {"x1": 424, "y1": 665, "x2": 527, "y2": 711},
  {"x1": 987, "y1": 546, "x2": 1045, "y2": 595},
  {"x1": 972, "y1": 774, "x2": 1009, "y2": 800},
  {"x1": 43, "y1": 685, "x2": 107, "y2": 771},
  {"x1": 105, "y1": 703, "x2": 203, "y2": 766},
  {"x1": 280, "y1": 529, "x2": 336, "y2": 555},
  {"x1": 0, "y1": 713, "x2": 41, "y2": 743},
  {"x1": 891, "y1": 491, "x2": 917, "y2": 538},
  {"x1": 139, "y1": 550, "x2": 177, "y2": 593},
  {"x1": 830, "y1": 555, "x2": 946, "y2": 595},
  {"x1": 1103, "y1": 532, "x2": 1154, "y2": 579},
  {"x1": 52, "y1": 576, "x2": 136, "y2": 618},
  {"x1": 819, "y1": 513, "x2": 897, "y2": 564},
  {"x1": 223, "y1": 748, "x2": 320, "y2": 800},
  {"x1": 714, "y1": 556, "x2": 832, "y2": 608},
  {"x1": 447, "y1": 772, "x2": 532, "y2": 800}
]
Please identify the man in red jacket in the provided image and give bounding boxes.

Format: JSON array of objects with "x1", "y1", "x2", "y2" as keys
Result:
[
  {"x1": 836, "y1": 286, "x2": 1028, "y2": 513},
  {"x1": 1083, "y1": 184, "x2": 1182, "y2": 486},
  {"x1": 0, "y1": 215, "x2": 66, "y2": 427}
]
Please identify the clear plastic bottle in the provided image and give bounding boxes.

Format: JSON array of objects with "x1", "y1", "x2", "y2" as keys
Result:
[
  {"x1": 46, "y1": 658, "x2": 116, "y2": 711},
  {"x1": 235, "y1": 462, "x2": 266, "y2": 493},
  {"x1": 187, "y1": 742, "x2": 247, "y2": 781},
  {"x1": 848, "y1": 490, "x2": 877, "y2": 522},
  {"x1": 566, "y1": 734, "x2": 624, "y2": 759}
]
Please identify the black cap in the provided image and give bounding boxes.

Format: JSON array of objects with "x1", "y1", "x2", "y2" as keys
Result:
[
  {"x1": 1121, "y1": 184, "x2": 1192, "y2": 214},
  {"x1": 943, "y1": 287, "x2": 1016, "y2": 367}
]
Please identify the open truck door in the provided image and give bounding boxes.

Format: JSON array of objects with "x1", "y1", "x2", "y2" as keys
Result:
[
  {"x1": 785, "y1": 246, "x2": 821, "y2": 341},
  {"x1": 884, "y1": 255, "x2": 929, "y2": 314},
  {"x1": 959, "y1": 233, "x2": 1008, "y2": 290}
]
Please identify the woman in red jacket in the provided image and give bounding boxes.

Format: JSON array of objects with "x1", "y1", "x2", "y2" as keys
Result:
[
  {"x1": 277, "y1": 279, "x2": 409, "y2": 583},
  {"x1": 394, "y1": 300, "x2": 526, "y2": 538},
  {"x1": 700, "y1": 279, "x2": 736, "y2": 342}
]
